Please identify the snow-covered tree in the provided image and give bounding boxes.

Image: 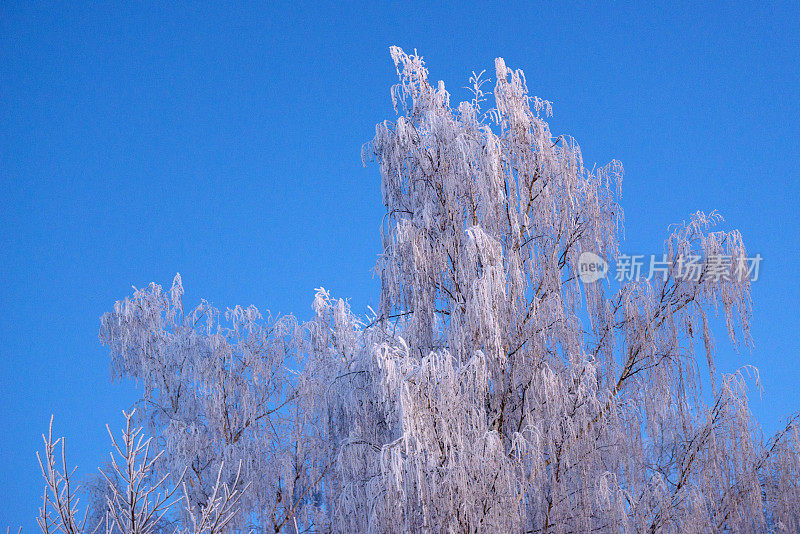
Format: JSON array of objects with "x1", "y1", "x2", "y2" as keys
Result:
[
  {"x1": 40, "y1": 47, "x2": 800, "y2": 533},
  {"x1": 308, "y1": 46, "x2": 800, "y2": 533}
]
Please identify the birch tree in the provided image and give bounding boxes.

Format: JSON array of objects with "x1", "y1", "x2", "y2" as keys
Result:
[{"x1": 309, "y1": 47, "x2": 800, "y2": 533}]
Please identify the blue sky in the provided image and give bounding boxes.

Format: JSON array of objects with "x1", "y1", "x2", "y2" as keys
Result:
[{"x1": 1, "y1": 2, "x2": 798, "y2": 529}]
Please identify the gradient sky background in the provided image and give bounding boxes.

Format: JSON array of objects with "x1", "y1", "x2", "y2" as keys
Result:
[{"x1": 2, "y1": 2, "x2": 799, "y2": 529}]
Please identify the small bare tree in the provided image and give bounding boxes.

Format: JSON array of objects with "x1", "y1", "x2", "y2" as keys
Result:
[
  {"x1": 36, "y1": 411, "x2": 248, "y2": 534},
  {"x1": 100, "y1": 411, "x2": 183, "y2": 534},
  {"x1": 37, "y1": 416, "x2": 92, "y2": 534}
]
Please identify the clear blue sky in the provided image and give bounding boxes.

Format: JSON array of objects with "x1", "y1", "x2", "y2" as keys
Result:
[{"x1": 1, "y1": 2, "x2": 798, "y2": 529}]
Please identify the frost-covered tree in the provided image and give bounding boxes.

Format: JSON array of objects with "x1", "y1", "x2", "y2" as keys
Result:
[
  {"x1": 37, "y1": 47, "x2": 800, "y2": 534},
  {"x1": 308, "y1": 47, "x2": 800, "y2": 533}
]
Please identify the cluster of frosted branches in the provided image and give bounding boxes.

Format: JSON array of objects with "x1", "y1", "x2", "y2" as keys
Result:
[
  {"x1": 29, "y1": 47, "x2": 800, "y2": 534},
  {"x1": 182, "y1": 461, "x2": 248, "y2": 534},
  {"x1": 37, "y1": 416, "x2": 95, "y2": 534},
  {"x1": 100, "y1": 410, "x2": 182, "y2": 534},
  {"x1": 35, "y1": 411, "x2": 247, "y2": 534}
]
